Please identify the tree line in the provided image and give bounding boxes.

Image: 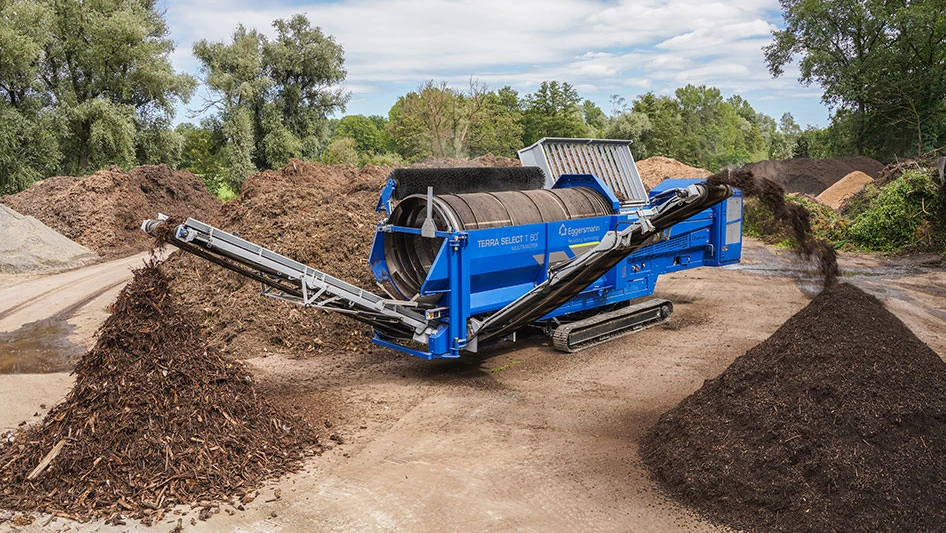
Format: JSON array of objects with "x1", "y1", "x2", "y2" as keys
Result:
[
  {"x1": 766, "y1": 0, "x2": 946, "y2": 159},
  {"x1": 0, "y1": 0, "x2": 194, "y2": 194},
  {"x1": 2, "y1": 0, "x2": 942, "y2": 196}
]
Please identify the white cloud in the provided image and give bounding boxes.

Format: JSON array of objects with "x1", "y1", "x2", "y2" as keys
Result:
[{"x1": 160, "y1": 0, "x2": 825, "y2": 123}]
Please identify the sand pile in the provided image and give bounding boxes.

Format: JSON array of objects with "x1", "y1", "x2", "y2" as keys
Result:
[
  {"x1": 741, "y1": 157, "x2": 883, "y2": 196},
  {"x1": 0, "y1": 204, "x2": 98, "y2": 273},
  {"x1": 636, "y1": 156, "x2": 711, "y2": 190},
  {"x1": 2, "y1": 165, "x2": 220, "y2": 259},
  {"x1": 0, "y1": 262, "x2": 319, "y2": 523},
  {"x1": 166, "y1": 160, "x2": 389, "y2": 357},
  {"x1": 642, "y1": 283, "x2": 946, "y2": 532},
  {"x1": 816, "y1": 171, "x2": 874, "y2": 210}
]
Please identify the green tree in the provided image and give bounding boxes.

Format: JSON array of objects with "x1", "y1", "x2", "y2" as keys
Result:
[
  {"x1": 137, "y1": 119, "x2": 184, "y2": 167},
  {"x1": 627, "y1": 86, "x2": 776, "y2": 169},
  {"x1": 0, "y1": 0, "x2": 192, "y2": 191},
  {"x1": 521, "y1": 81, "x2": 585, "y2": 145},
  {"x1": 387, "y1": 95, "x2": 433, "y2": 161},
  {"x1": 386, "y1": 80, "x2": 514, "y2": 161},
  {"x1": 603, "y1": 112, "x2": 651, "y2": 159},
  {"x1": 332, "y1": 115, "x2": 388, "y2": 154},
  {"x1": 387, "y1": 81, "x2": 458, "y2": 159},
  {"x1": 631, "y1": 92, "x2": 682, "y2": 158},
  {"x1": 194, "y1": 14, "x2": 348, "y2": 186},
  {"x1": 265, "y1": 14, "x2": 348, "y2": 156},
  {"x1": 794, "y1": 126, "x2": 837, "y2": 159},
  {"x1": 765, "y1": 0, "x2": 946, "y2": 158},
  {"x1": 766, "y1": 112, "x2": 801, "y2": 159},
  {"x1": 320, "y1": 137, "x2": 359, "y2": 165},
  {"x1": 177, "y1": 121, "x2": 225, "y2": 189},
  {"x1": 466, "y1": 87, "x2": 523, "y2": 157},
  {"x1": 0, "y1": 105, "x2": 61, "y2": 194},
  {"x1": 45, "y1": 0, "x2": 195, "y2": 172},
  {"x1": 0, "y1": 0, "x2": 61, "y2": 193},
  {"x1": 582, "y1": 99, "x2": 607, "y2": 136}
]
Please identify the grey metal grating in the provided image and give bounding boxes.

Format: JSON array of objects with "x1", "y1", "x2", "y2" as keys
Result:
[{"x1": 518, "y1": 138, "x2": 648, "y2": 207}]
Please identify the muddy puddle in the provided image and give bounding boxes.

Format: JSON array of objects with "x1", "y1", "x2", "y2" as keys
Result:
[
  {"x1": 0, "y1": 318, "x2": 84, "y2": 374},
  {"x1": 734, "y1": 241, "x2": 945, "y2": 297}
]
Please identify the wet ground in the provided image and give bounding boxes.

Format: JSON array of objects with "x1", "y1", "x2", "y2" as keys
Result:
[
  {"x1": 737, "y1": 239, "x2": 945, "y2": 296},
  {"x1": 0, "y1": 318, "x2": 83, "y2": 374}
]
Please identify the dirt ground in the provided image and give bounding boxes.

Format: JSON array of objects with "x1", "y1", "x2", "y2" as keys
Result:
[{"x1": 1, "y1": 238, "x2": 943, "y2": 532}]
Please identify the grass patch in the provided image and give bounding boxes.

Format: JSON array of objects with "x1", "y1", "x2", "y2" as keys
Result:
[
  {"x1": 213, "y1": 182, "x2": 239, "y2": 202},
  {"x1": 490, "y1": 360, "x2": 521, "y2": 374}
]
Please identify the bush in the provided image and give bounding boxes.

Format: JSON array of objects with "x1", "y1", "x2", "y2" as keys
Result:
[
  {"x1": 847, "y1": 169, "x2": 943, "y2": 252},
  {"x1": 742, "y1": 169, "x2": 944, "y2": 254},
  {"x1": 361, "y1": 151, "x2": 404, "y2": 167},
  {"x1": 743, "y1": 194, "x2": 848, "y2": 246},
  {"x1": 320, "y1": 137, "x2": 359, "y2": 166}
]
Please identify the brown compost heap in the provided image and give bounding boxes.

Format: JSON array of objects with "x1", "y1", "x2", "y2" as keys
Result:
[
  {"x1": 641, "y1": 283, "x2": 946, "y2": 532},
  {"x1": 0, "y1": 262, "x2": 319, "y2": 523},
  {"x1": 165, "y1": 160, "x2": 387, "y2": 358},
  {"x1": 740, "y1": 157, "x2": 883, "y2": 196},
  {"x1": 2, "y1": 165, "x2": 221, "y2": 259},
  {"x1": 636, "y1": 156, "x2": 711, "y2": 190}
]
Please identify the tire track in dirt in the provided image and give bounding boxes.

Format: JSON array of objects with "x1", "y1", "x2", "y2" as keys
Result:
[{"x1": 0, "y1": 253, "x2": 151, "y2": 333}]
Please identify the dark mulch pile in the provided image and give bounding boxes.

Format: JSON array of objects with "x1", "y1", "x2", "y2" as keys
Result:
[
  {"x1": 740, "y1": 157, "x2": 883, "y2": 196},
  {"x1": 641, "y1": 283, "x2": 946, "y2": 532},
  {"x1": 0, "y1": 262, "x2": 320, "y2": 523},
  {"x1": 707, "y1": 169, "x2": 838, "y2": 286},
  {"x1": 2, "y1": 165, "x2": 220, "y2": 258}
]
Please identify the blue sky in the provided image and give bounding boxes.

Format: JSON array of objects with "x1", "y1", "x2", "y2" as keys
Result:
[{"x1": 159, "y1": 0, "x2": 831, "y2": 128}]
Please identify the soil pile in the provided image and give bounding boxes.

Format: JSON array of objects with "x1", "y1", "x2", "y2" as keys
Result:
[
  {"x1": 641, "y1": 283, "x2": 946, "y2": 532},
  {"x1": 0, "y1": 262, "x2": 319, "y2": 523},
  {"x1": 741, "y1": 157, "x2": 883, "y2": 196},
  {"x1": 2, "y1": 165, "x2": 220, "y2": 259},
  {"x1": 707, "y1": 169, "x2": 838, "y2": 286},
  {"x1": 0, "y1": 204, "x2": 98, "y2": 273},
  {"x1": 636, "y1": 156, "x2": 711, "y2": 190},
  {"x1": 816, "y1": 171, "x2": 874, "y2": 210},
  {"x1": 166, "y1": 160, "x2": 389, "y2": 357}
]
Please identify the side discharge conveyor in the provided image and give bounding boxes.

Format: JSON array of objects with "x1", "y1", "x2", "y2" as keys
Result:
[
  {"x1": 144, "y1": 138, "x2": 744, "y2": 359},
  {"x1": 141, "y1": 216, "x2": 436, "y2": 343}
]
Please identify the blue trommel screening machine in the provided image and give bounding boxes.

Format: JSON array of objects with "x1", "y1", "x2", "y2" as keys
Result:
[{"x1": 143, "y1": 138, "x2": 743, "y2": 359}]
